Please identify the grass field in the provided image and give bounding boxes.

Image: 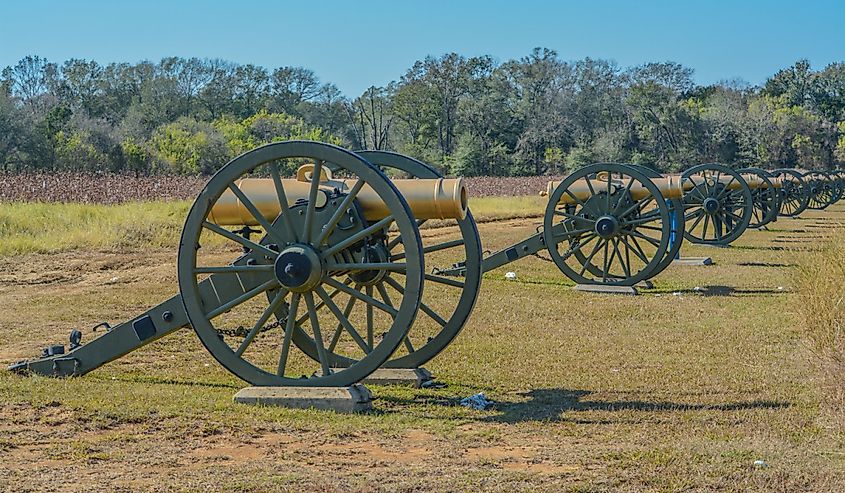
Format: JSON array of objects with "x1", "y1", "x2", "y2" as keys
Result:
[{"x1": 0, "y1": 199, "x2": 844, "y2": 492}]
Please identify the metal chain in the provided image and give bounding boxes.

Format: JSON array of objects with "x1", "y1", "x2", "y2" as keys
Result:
[
  {"x1": 533, "y1": 235, "x2": 581, "y2": 263},
  {"x1": 216, "y1": 303, "x2": 289, "y2": 338},
  {"x1": 216, "y1": 319, "x2": 284, "y2": 338}
]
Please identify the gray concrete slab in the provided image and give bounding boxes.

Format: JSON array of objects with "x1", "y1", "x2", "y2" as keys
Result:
[
  {"x1": 233, "y1": 384, "x2": 373, "y2": 413},
  {"x1": 574, "y1": 284, "x2": 638, "y2": 295},
  {"x1": 672, "y1": 257, "x2": 713, "y2": 266},
  {"x1": 360, "y1": 367, "x2": 433, "y2": 388}
]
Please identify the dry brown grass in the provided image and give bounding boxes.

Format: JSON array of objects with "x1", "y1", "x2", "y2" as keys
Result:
[
  {"x1": 794, "y1": 227, "x2": 845, "y2": 421},
  {"x1": 1, "y1": 202, "x2": 844, "y2": 491}
]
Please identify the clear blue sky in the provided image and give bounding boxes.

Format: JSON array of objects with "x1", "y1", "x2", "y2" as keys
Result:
[{"x1": 1, "y1": 0, "x2": 842, "y2": 95}]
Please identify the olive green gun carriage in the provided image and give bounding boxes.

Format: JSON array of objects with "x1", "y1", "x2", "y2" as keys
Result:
[
  {"x1": 11, "y1": 141, "x2": 472, "y2": 387},
  {"x1": 8, "y1": 142, "x2": 691, "y2": 387},
  {"x1": 7, "y1": 140, "x2": 841, "y2": 389}
]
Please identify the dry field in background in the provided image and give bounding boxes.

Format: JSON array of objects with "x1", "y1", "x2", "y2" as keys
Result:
[
  {"x1": 0, "y1": 172, "x2": 562, "y2": 204},
  {"x1": 0, "y1": 198, "x2": 843, "y2": 492}
]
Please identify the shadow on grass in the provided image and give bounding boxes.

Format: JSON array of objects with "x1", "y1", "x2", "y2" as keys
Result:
[
  {"x1": 737, "y1": 261, "x2": 798, "y2": 268},
  {"x1": 762, "y1": 229, "x2": 808, "y2": 233},
  {"x1": 485, "y1": 388, "x2": 791, "y2": 424},
  {"x1": 731, "y1": 245, "x2": 821, "y2": 252},
  {"x1": 650, "y1": 285, "x2": 789, "y2": 296},
  {"x1": 91, "y1": 374, "x2": 242, "y2": 389},
  {"x1": 377, "y1": 388, "x2": 790, "y2": 423}
]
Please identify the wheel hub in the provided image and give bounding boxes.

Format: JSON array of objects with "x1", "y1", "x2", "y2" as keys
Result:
[
  {"x1": 594, "y1": 215, "x2": 620, "y2": 239},
  {"x1": 274, "y1": 244, "x2": 323, "y2": 292},
  {"x1": 703, "y1": 197, "x2": 720, "y2": 214}
]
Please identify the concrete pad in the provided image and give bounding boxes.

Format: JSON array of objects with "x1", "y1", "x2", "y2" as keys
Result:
[
  {"x1": 699, "y1": 243, "x2": 730, "y2": 248},
  {"x1": 672, "y1": 257, "x2": 713, "y2": 266},
  {"x1": 360, "y1": 367, "x2": 433, "y2": 388},
  {"x1": 574, "y1": 284, "x2": 638, "y2": 295},
  {"x1": 233, "y1": 384, "x2": 373, "y2": 413}
]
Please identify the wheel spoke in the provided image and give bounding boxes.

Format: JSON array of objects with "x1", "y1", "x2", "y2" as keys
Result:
[
  {"x1": 585, "y1": 176, "x2": 596, "y2": 196},
  {"x1": 716, "y1": 177, "x2": 736, "y2": 200},
  {"x1": 327, "y1": 262, "x2": 407, "y2": 272},
  {"x1": 323, "y1": 277, "x2": 398, "y2": 317},
  {"x1": 601, "y1": 239, "x2": 610, "y2": 281},
  {"x1": 563, "y1": 188, "x2": 588, "y2": 208},
  {"x1": 613, "y1": 177, "x2": 637, "y2": 214},
  {"x1": 690, "y1": 184, "x2": 707, "y2": 202},
  {"x1": 627, "y1": 229, "x2": 660, "y2": 247},
  {"x1": 578, "y1": 239, "x2": 604, "y2": 277},
  {"x1": 235, "y1": 289, "x2": 287, "y2": 356},
  {"x1": 328, "y1": 288, "x2": 359, "y2": 352},
  {"x1": 301, "y1": 160, "x2": 324, "y2": 243},
  {"x1": 276, "y1": 292, "x2": 300, "y2": 376},
  {"x1": 194, "y1": 264, "x2": 275, "y2": 274},
  {"x1": 366, "y1": 285, "x2": 375, "y2": 348},
  {"x1": 623, "y1": 214, "x2": 663, "y2": 227},
  {"x1": 304, "y1": 292, "x2": 331, "y2": 376},
  {"x1": 227, "y1": 182, "x2": 288, "y2": 247},
  {"x1": 387, "y1": 219, "x2": 425, "y2": 251},
  {"x1": 322, "y1": 215, "x2": 395, "y2": 258},
  {"x1": 686, "y1": 209, "x2": 705, "y2": 232},
  {"x1": 202, "y1": 221, "x2": 278, "y2": 258},
  {"x1": 207, "y1": 278, "x2": 279, "y2": 319},
  {"x1": 315, "y1": 179, "x2": 365, "y2": 246},
  {"x1": 554, "y1": 209, "x2": 597, "y2": 224},
  {"x1": 567, "y1": 233, "x2": 599, "y2": 256},
  {"x1": 315, "y1": 286, "x2": 371, "y2": 354},
  {"x1": 424, "y1": 273, "x2": 465, "y2": 288},
  {"x1": 619, "y1": 196, "x2": 652, "y2": 219},
  {"x1": 376, "y1": 283, "x2": 414, "y2": 353},
  {"x1": 268, "y1": 162, "x2": 298, "y2": 242},
  {"x1": 292, "y1": 282, "x2": 347, "y2": 327},
  {"x1": 551, "y1": 226, "x2": 594, "y2": 240},
  {"x1": 714, "y1": 215, "x2": 723, "y2": 242},
  {"x1": 391, "y1": 238, "x2": 464, "y2": 261},
  {"x1": 624, "y1": 234, "x2": 650, "y2": 266},
  {"x1": 620, "y1": 238, "x2": 632, "y2": 278},
  {"x1": 384, "y1": 276, "x2": 448, "y2": 329}
]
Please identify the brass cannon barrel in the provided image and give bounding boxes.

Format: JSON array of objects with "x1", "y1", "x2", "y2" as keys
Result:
[
  {"x1": 544, "y1": 175, "x2": 686, "y2": 204},
  {"x1": 209, "y1": 176, "x2": 468, "y2": 226},
  {"x1": 545, "y1": 172, "x2": 783, "y2": 206}
]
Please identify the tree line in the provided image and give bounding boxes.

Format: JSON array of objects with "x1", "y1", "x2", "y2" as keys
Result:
[{"x1": 1, "y1": 49, "x2": 843, "y2": 176}]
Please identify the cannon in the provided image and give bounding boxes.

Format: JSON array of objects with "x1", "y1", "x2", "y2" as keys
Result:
[
  {"x1": 803, "y1": 170, "x2": 841, "y2": 210},
  {"x1": 9, "y1": 147, "x2": 686, "y2": 385},
  {"x1": 9, "y1": 141, "x2": 841, "y2": 391},
  {"x1": 772, "y1": 169, "x2": 810, "y2": 217},
  {"x1": 11, "y1": 141, "x2": 472, "y2": 387},
  {"x1": 737, "y1": 168, "x2": 780, "y2": 229}
]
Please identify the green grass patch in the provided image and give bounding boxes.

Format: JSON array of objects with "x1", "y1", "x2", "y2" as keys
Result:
[
  {"x1": 0, "y1": 201, "x2": 189, "y2": 255},
  {"x1": 0, "y1": 196, "x2": 547, "y2": 256}
]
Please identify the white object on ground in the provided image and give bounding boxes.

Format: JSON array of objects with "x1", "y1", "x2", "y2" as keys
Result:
[
  {"x1": 460, "y1": 392, "x2": 493, "y2": 410},
  {"x1": 505, "y1": 272, "x2": 517, "y2": 281}
]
